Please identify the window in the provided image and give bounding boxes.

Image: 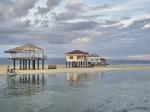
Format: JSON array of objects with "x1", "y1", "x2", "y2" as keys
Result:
[
  {"x1": 69, "y1": 56, "x2": 73, "y2": 59},
  {"x1": 77, "y1": 56, "x2": 81, "y2": 60}
]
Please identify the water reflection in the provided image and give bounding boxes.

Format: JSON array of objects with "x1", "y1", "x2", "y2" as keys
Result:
[
  {"x1": 6, "y1": 74, "x2": 46, "y2": 96},
  {"x1": 66, "y1": 73, "x2": 90, "y2": 88},
  {"x1": 1, "y1": 71, "x2": 150, "y2": 112}
]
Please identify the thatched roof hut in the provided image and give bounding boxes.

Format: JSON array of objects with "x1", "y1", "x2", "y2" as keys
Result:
[
  {"x1": 4, "y1": 43, "x2": 46, "y2": 70},
  {"x1": 5, "y1": 43, "x2": 44, "y2": 53}
]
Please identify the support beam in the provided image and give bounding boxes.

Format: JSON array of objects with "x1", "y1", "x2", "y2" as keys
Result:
[
  {"x1": 37, "y1": 59, "x2": 40, "y2": 69},
  {"x1": 13, "y1": 59, "x2": 16, "y2": 70},
  {"x1": 20, "y1": 59, "x2": 22, "y2": 70},
  {"x1": 66, "y1": 61, "x2": 67, "y2": 68},
  {"x1": 23, "y1": 59, "x2": 24, "y2": 69},
  {"x1": 32, "y1": 60, "x2": 35, "y2": 70},
  {"x1": 28, "y1": 60, "x2": 30, "y2": 69},
  {"x1": 25, "y1": 59, "x2": 27, "y2": 69},
  {"x1": 42, "y1": 59, "x2": 44, "y2": 69}
]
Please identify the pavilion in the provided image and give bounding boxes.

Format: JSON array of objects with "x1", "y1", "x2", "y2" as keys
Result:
[{"x1": 4, "y1": 43, "x2": 46, "y2": 70}]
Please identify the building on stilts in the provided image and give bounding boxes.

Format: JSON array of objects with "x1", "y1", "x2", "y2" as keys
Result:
[{"x1": 4, "y1": 43, "x2": 46, "y2": 70}]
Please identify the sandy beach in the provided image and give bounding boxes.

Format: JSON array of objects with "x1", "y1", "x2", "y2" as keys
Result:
[{"x1": 1, "y1": 64, "x2": 150, "y2": 75}]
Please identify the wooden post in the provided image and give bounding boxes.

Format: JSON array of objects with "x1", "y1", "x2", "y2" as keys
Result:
[
  {"x1": 13, "y1": 59, "x2": 16, "y2": 70},
  {"x1": 69, "y1": 62, "x2": 70, "y2": 68},
  {"x1": 28, "y1": 59, "x2": 30, "y2": 69},
  {"x1": 72, "y1": 62, "x2": 74, "y2": 67},
  {"x1": 66, "y1": 61, "x2": 67, "y2": 68},
  {"x1": 79, "y1": 61, "x2": 80, "y2": 67},
  {"x1": 42, "y1": 59, "x2": 44, "y2": 69},
  {"x1": 33, "y1": 60, "x2": 35, "y2": 69},
  {"x1": 37, "y1": 59, "x2": 40, "y2": 69},
  {"x1": 25, "y1": 59, "x2": 27, "y2": 69},
  {"x1": 20, "y1": 59, "x2": 22, "y2": 70},
  {"x1": 24, "y1": 59, "x2": 25, "y2": 69},
  {"x1": 32, "y1": 60, "x2": 34, "y2": 69}
]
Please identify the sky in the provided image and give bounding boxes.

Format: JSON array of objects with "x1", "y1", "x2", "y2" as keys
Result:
[{"x1": 0, "y1": 0, "x2": 150, "y2": 59}]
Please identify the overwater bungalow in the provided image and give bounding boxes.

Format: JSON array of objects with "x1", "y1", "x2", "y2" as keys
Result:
[
  {"x1": 4, "y1": 43, "x2": 46, "y2": 70},
  {"x1": 88, "y1": 54, "x2": 106, "y2": 66},
  {"x1": 65, "y1": 50, "x2": 90, "y2": 67},
  {"x1": 65, "y1": 50, "x2": 107, "y2": 68},
  {"x1": 87, "y1": 54, "x2": 100, "y2": 64}
]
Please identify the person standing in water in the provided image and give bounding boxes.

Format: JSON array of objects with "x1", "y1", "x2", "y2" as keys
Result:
[{"x1": 7, "y1": 65, "x2": 10, "y2": 74}]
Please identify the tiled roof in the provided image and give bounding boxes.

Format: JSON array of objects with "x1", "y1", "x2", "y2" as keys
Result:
[{"x1": 66, "y1": 50, "x2": 88, "y2": 55}]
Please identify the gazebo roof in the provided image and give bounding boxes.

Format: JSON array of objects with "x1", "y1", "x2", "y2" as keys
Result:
[
  {"x1": 66, "y1": 50, "x2": 88, "y2": 55},
  {"x1": 4, "y1": 43, "x2": 44, "y2": 53}
]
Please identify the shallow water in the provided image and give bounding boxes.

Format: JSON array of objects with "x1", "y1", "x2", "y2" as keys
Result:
[{"x1": 1, "y1": 71, "x2": 150, "y2": 112}]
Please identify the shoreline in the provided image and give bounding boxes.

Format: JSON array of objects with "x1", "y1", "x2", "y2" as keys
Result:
[{"x1": 0, "y1": 64, "x2": 150, "y2": 75}]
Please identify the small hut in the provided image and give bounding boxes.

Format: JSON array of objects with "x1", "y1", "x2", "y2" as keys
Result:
[
  {"x1": 4, "y1": 43, "x2": 46, "y2": 70},
  {"x1": 65, "y1": 50, "x2": 89, "y2": 67},
  {"x1": 87, "y1": 54, "x2": 106, "y2": 66},
  {"x1": 87, "y1": 54, "x2": 101, "y2": 65}
]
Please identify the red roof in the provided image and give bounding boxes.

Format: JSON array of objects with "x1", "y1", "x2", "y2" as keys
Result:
[{"x1": 66, "y1": 50, "x2": 88, "y2": 55}]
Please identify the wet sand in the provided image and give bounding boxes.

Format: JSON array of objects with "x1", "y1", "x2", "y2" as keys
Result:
[{"x1": 0, "y1": 64, "x2": 150, "y2": 75}]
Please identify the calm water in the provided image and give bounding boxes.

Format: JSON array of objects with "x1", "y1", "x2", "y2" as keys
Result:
[{"x1": 1, "y1": 71, "x2": 150, "y2": 112}]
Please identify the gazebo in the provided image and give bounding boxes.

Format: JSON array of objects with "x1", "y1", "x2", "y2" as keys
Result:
[{"x1": 4, "y1": 43, "x2": 46, "y2": 70}]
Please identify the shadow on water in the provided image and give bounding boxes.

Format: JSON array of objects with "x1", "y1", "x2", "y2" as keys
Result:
[{"x1": 6, "y1": 74, "x2": 46, "y2": 96}]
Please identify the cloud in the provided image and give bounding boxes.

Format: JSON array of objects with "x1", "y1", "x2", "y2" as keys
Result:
[
  {"x1": 0, "y1": 0, "x2": 150, "y2": 58},
  {"x1": 93, "y1": 4, "x2": 113, "y2": 10},
  {"x1": 65, "y1": 0, "x2": 87, "y2": 12},
  {"x1": 52, "y1": 11, "x2": 77, "y2": 21},
  {"x1": 128, "y1": 55, "x2": 150, "y2": 60},
  {"x1": 143, "y1": 23, "x2": 150, "y2": 29},
  {"x1": 0, "y1": 0, "x2": 37, "y2": 21},
  {"x1": 37, "y1": 0, "x2": 62, "y2": 14}
]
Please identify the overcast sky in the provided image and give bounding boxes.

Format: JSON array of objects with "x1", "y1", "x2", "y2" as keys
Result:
[{"x1": 0, "y1": 0, "x2": 150, "y2": 59}]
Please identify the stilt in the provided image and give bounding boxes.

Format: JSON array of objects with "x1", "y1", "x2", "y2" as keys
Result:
[
  {"x1": 25, "y1": 59, "x2": 27, "y2": 69},
  {"x1": 42, "y1": 59, "x2": 44, "y2": 69},
  {"x1": 32, "y1": 60, "x2": 35, "y2": 69},
  {"x1": 69, "y1": 62, "x2": 70, "y2": 68},
  {"x1": 28, "y1": 59, "x2": 30, "y2": 69},
  {"x1": 23, "y1": 59, "x2": 25, "y2": 69},
  {"x1": 66, "y1": 61, "x2": 67, "y2": 68},
  {"x1": 86, "y1": 61, "x2": 87, "y2": 67},
  {"x1": 13, "y1": 59, "x2": 16, "y2": 70},
  {"x1": 37, "y1": 59, "x2": 39, "y2": 69},
  {"x1": 20, "y1": 59, "x2": 22, "y2": 70}
]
